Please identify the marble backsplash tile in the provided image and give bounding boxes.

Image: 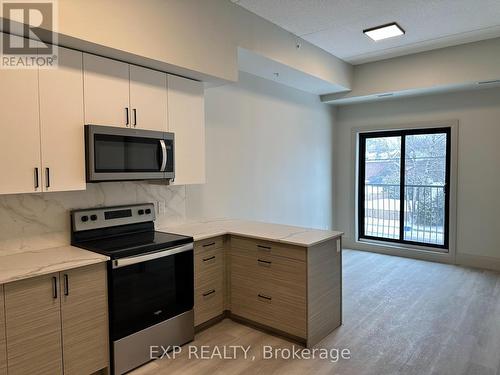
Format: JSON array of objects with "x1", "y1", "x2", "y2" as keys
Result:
[{"x1": 0, "y1": 182, "x2": 186, "y2": 254}]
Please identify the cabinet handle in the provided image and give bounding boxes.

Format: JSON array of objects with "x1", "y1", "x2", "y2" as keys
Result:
[
  {"x1": 133, "y1": 108, "x2": 137, "y2": 127},
  {"x1": 203, "y1": 242, "x2": 216, "y2": 248},
  {"x1": 52, "y1": 276, "x2": 58, "y2": 299},
  {"x1": 34, "y1": 167, "x2": 39, "y2": 189},
  {"x1": 125, "y1": 107, "x2": 129, "y2": 126},
  {"x1": 258, "y1": 293, "x2": 272, "y2": 301},
  {"x1": 45, "y1": 168, "x2": 50, "y2": 188},
  {"x1": 202, "y1": 255, "x2": 216, "y2": 262},
  {"x1": 202, "y1": 289, "x2": 216, "y2": 297},
  {"x1": 63, "y1": 274, "x2": 69, "y2": 296},
  {"x1": 257, "y1": 259, "x2": 272, "y2": 266},
  {"x1": 257, "y1": 245, "x2": 271, "y2": 250}
]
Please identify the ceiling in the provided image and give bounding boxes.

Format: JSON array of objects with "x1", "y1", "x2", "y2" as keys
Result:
[{"x1": 231, "y1": 0, "x2": 500, "y2": 64}]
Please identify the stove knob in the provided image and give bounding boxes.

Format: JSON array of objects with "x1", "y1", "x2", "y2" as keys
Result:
[
  {"x1": 145, "y1": 208, "x2": 152, "y2": 214},
  {"x1": 138, "y1": 209, "x2": 144, "y2": 215},
  {"x1": 81, "y1": 215, "x2": 89, "y2": 222},
  {"x1": 90, "y1": 214, "x2": 98, "y2": 221}
]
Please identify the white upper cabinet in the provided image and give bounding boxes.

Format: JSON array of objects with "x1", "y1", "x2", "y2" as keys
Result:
[
  {"x1": 0, "y1": 35, "x2": 41, "y2": 195},
  {"x1": 167, "y1": 75, "x2": 206, "y2": 185},
  {"x1": 83, "y1": 54, "x2": 169, "y2": 131},
  {"x1": 129, "y1": 65, "x2": 168, "y2": 131},
  {"x1": 83, "y1": 53, "x2": 130, "y2": 127},
  {"x1": 39, "y1": 47, "x2": 86, "y2": 192}
]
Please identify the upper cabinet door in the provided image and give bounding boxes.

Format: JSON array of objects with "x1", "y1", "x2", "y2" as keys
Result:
[
  {"x1": 0, "y1": 34, "x2": 41, "y2": 195},
  {"x1": 39, "y1": 47, "x2": 86, "y2": 192},
  {"x1": 167, "y1": 75, "x2": 206, "y2": 185},
  {"x1": 129, "y1": 65, "x2": 168, "y2": 131},
  {"x1": 4, "y1": 273, "x2": 63, "y2": 375},
  {"x1": 83, "y1": 53, "x2": 130, "y2": 127}
]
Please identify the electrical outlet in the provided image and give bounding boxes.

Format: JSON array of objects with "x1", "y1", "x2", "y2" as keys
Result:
[{"x1": 157, "y1": 200, "x2": 166, "y2": 215}]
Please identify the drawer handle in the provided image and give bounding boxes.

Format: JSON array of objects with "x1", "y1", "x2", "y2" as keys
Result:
[
  {"x1": 257, "y1": 245, "x2": 271, "y2": 250},
  {"x1": 203, "y1": 242, "x2": 216, "y2": 248},
  {"x1": 202, "y1": 255, "x2": 216, "y2": 262},
  {"x1": 202, "y1": 289, "x2": 216, "y2": 297},
  {"x1": 258, "y1": 293, "x2": 272, "y2": 301},
  {"x1": 257, "y1": 259, "x2": 272, "y2": 266},
  {"x1": 52, "y1": 276, "x2": 58, "y2": 299}
]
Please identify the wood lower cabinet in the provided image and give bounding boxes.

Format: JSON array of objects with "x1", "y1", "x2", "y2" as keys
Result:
[
  {"x1": 194, "y1": 237, "x2": 225, "y2": 326},
  {"x1": 194, "y1": 234, "x2": 342, "y2": 347},
  {"x1": 61, "y1": 263, "x2": 109, "y2": 375},
  {"x1": 2, "y1": 263, "x2": 109, "y2": 375},
  {"x1": 230, "y1": 245, "x2": 307, "y2": 339},
  {"x1": 0, "y1": 285, "x2": 6, "y2": 375},
  {"x1": 4, "y1": 273, "x2": 64, "y2": 375}
]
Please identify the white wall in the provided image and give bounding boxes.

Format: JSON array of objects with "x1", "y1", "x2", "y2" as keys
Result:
[
  {"x1": 335, "y1": 87, "x2": 500, "y2": 268},
  {"x1": 186, "y1": 72, "x2": 336, "y2": 230}
]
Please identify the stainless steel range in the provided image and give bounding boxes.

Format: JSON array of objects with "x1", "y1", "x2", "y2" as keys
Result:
[{"x1": 71, "y1": 203, "x2": 194, "y2": 375}]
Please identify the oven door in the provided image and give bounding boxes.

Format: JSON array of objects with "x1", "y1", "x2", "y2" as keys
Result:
[
  {"x1": 85, "y1": 125, "x2": 174, "y2": 182},
  {"x1": 108, "y1": 244, "x2": 193, "y2": 341}
]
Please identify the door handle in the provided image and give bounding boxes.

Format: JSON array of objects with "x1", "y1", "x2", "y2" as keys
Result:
[
  {"x1": 133, "y1": 108, "x2": 137, "y2": 127},
  {"x1": 45, "y1": 168, "x2": 50, "y2": 188},
  {"x1": 34, "y1": 167, "x2": 39, "y2": 189},
  {"x1": 160, "y1": 140, "x2": 167, "y2": 172},
  {"x1": 257, "y1": 259, "x2": 272, "y2": 266},
  {"x1": 258, "y1": 293, "x2": 272, "y2": 301},
  {"x1": 202, "y1": 289, "x2": 216, "y2": 297},
  {"x1": 63, "y1": 274, "x2": 69, "y2": 296},
  {"x1": 125, "y1": 107, "x2": 129, "y2": 127},
  {"x1": 202, "y1": 255, "x2": 216, "y2": 262},
  {"x1": 52, "y1": 276, "x2": 58, "y2": 299}
]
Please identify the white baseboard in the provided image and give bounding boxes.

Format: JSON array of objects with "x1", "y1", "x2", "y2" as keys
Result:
[
  {"x1": 455, "y1": 253, "x2": 500, "y2": 272},
  {"x1": 343, "y1": 238, "x2": 500, "y2": 273},
  {"x1": 343, "y1": 238, "x2": 454, "y2": 264}
]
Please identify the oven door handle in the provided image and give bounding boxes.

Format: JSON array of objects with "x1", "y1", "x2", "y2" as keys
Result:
[
  {"x1": 160, "y1": 140, "x2": 167, "y2": 172},
  {"x1": 112, "y1": 243, "x2": 193, "y2": 269}
]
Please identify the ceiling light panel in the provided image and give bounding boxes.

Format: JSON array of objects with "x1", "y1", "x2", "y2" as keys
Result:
[{"x1": 364, "y1": 23, "x2": 405, "y2": 41}]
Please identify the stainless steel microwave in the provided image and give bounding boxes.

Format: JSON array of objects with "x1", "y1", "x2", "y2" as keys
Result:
[{"x1": 85, "y1": 125, "x2": 174, "y2": 182}]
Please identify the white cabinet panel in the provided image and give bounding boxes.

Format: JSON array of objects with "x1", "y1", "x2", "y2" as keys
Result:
[
  {"x1": 129, "y1": 65, "x2": 168, "y2": 131},
  {"x1": 0, "y1": 34, "x2": 41, "y2": 195},
  {"x1": 39, "y1": 46, "x2": 86, "y2": 192},
  {"x1": 167, "y1": 75, "x2": 205, "y2": 185},
  {"x1": 83, "y1": 53, "x2": 130, "y2": 127}
]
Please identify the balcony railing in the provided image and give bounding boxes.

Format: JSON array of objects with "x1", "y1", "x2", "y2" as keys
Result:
[{"x1": 364, "y1": 183, "x2": 445, "y2": 245}]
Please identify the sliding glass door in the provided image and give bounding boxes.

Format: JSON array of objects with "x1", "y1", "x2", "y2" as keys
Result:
[{"x1": 358, "y1": 128, "x2": 450, "y2": 250}]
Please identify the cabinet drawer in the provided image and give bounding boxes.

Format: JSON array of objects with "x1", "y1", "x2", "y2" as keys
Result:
[
  {"x1": 231, "y1": 251, "x2": 306, "y2": 299},
  {"x1": 194, "y1": 236, "x2": 224, "y2": 254},
  {"x1": 194, "y1": 276, "x2": 224, "y2": 326},
  {"x1": 231, "y1": 236, "x2": 306, "y2": 262},
  {"x1": 230, "y1": 274, "x2": 306, "y2": 338},
  {"x1": 194, "y1": 246, "x2": 224, "y2": 289}
]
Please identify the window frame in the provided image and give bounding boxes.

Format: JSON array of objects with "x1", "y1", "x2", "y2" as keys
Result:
[{"x1": 358, "y1": 127, "x2": 451, "y2": 250}]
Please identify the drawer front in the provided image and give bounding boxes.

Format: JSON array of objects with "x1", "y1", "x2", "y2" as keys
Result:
[
  {"x1": 230, "y1": 254, "x2": 306, "y2": 338},
  {"x1": 194, "y1": 246, "x2": 224, "y2": 289},
  {"x1": 231, "y1": 236, "x2": 306, "y2": 262},
  {"x1": 230, "y1": 272, "x2": 306, "y2": 338},
  {"x1": 194, "y1": 275, "x2": 224, "y2": 326},
  {"x1": 194, "y1": 236, "x2": 224, "y2": 254},
  {"x1": 231, "y1": 250, "x2": 306, "y2": 297}
]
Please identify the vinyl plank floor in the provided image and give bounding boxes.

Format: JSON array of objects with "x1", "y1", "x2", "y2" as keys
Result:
[{"x1": 130, "y1": 250, "x2": 500, "y2": 375}]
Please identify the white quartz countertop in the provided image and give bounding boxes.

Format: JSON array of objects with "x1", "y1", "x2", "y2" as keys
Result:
[
  {"x1": 0, "y1": 246, "x2": 109, "y2": 285},
  {"x1": 160, "y1": 219, "x2": 343, "y2": 247}
]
